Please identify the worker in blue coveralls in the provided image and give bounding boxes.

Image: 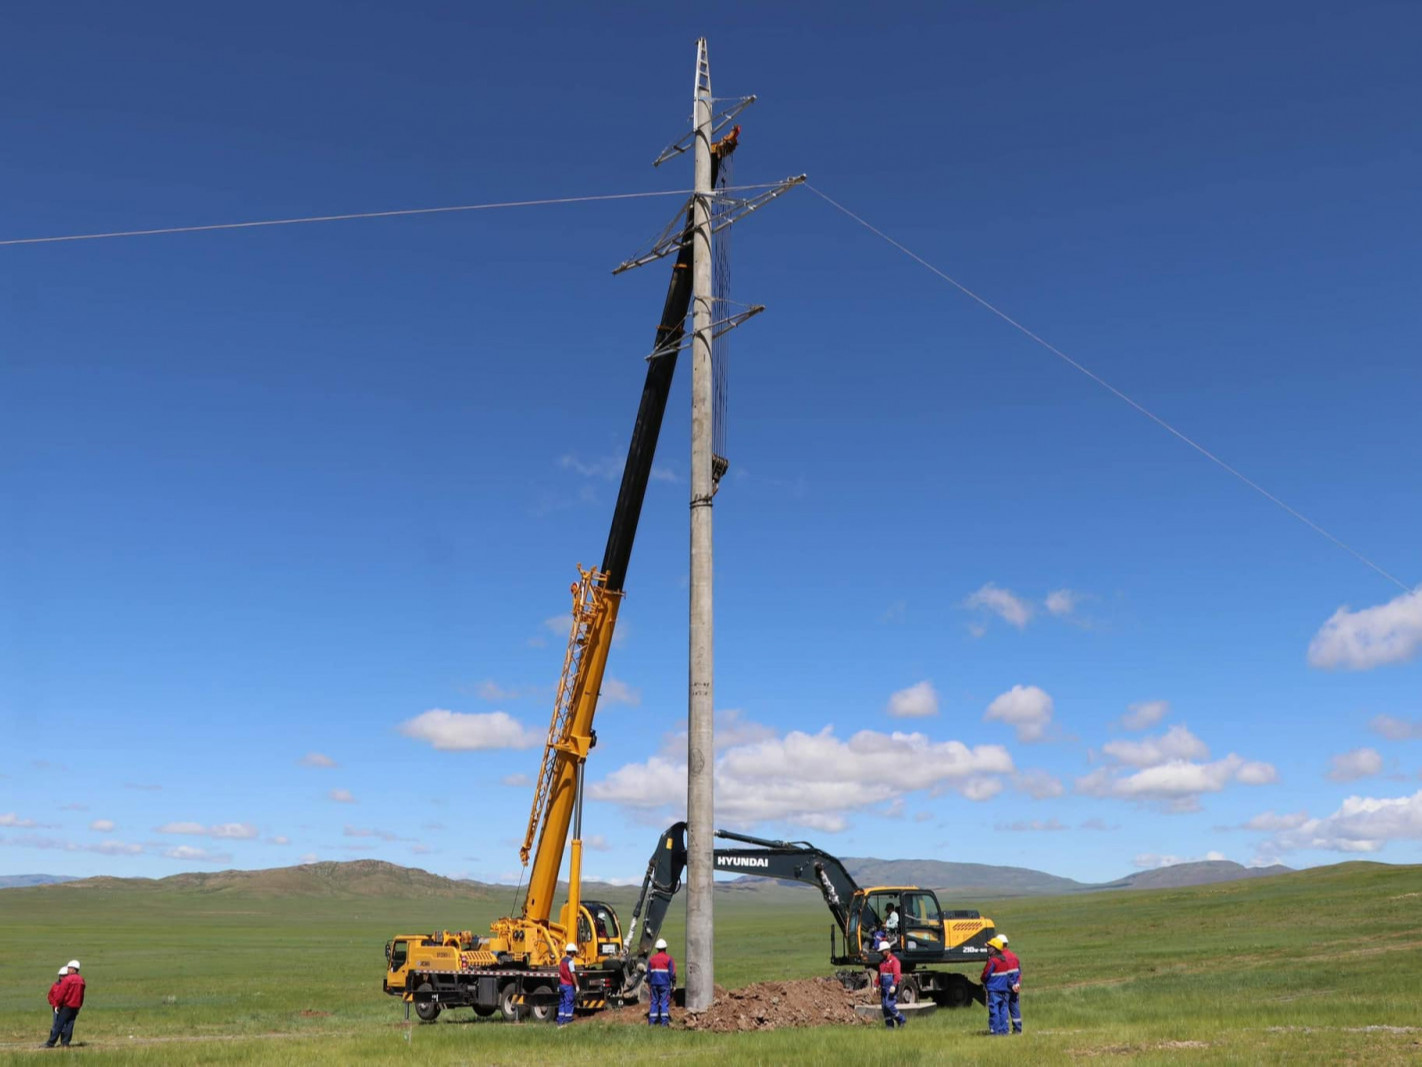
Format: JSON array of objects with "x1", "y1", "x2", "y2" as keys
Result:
[
  {"x1": 999, "y1": 934, "x2": 1023, "y2": 1033},
  {"x1": 647, "y1": 938, "x2": 676, "y2": 1027},
  {"x1": 557, "y1": 943, "x2": 579, "y2": 1027},
  {"x1": 876, "y1": 940, "x2": 907, "y2": 1029},
  {"x1": 980, "y1": 935, "x2": 1020, "y2": 1035}
]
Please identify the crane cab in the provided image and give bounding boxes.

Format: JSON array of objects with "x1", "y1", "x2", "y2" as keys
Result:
[{"x1": 558, "y1": 898, "x2": 624, "y2": 963}]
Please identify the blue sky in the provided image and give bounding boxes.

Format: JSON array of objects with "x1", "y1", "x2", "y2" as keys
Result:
[{"x1": 3, "y1": 0, "x2": 1420, "y2": 886}]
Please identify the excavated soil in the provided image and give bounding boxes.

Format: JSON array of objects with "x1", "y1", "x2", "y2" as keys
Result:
[{"x1": 603, "y1": 978, "x2": 873, "y2": 1032}]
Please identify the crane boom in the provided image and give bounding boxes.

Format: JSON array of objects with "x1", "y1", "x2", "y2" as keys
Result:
[{"x1": 515, "y1": 130, "x2": 741, "y2": 930}]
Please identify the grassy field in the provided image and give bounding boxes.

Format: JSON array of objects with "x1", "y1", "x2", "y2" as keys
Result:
[{"x1": 1, "y1": 861, "x2": 1419, "y2": 1064}]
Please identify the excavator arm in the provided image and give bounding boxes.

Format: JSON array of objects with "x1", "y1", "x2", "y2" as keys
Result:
[{"x1": 628, "y1": 823, "x2": 861, "y2": 954}]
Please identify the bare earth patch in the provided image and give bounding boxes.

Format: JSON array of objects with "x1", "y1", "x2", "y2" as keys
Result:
[{"x1": 601, "y1": 978, "x2": 871, "y2": 1032}]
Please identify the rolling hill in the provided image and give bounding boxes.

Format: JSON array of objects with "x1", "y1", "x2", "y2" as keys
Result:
[{"x1": 16, "y1": 854, "x2": 1295, "y2": 900}]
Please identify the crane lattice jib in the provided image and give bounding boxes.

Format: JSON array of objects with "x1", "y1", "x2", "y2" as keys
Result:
[{"x1": 520, "y1": 566, "x2": 614, "y2": 867}]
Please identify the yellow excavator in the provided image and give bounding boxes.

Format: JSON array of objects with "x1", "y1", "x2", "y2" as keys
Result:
[{"x1": 381, "y1": 128, "x2": 741, "y2": 1024}]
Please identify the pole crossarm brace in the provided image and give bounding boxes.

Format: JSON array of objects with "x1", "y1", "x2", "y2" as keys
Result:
[
  {"x1": 647, "y1": 303, "x2": 765, "y2": 362},
  {"x1": 652, "y1": 95, "x2": 758, "y2": 168},
  {"x1": 612, "y1": 175, "x2": 806, "y2": 275}
]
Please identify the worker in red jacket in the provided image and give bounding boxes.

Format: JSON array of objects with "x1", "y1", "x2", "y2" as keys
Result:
[
  {"x1": 981, "y1": 936, "x2": 1019, "y2": 1035},
  {"x1": 1000, "y1": 936, "x2": 1022, "y2": 1034},
  {"x1": 43, "y1": 960, "x2": 85, "y2": 1049},
  {"x1": 646, "y1": 938, "x2": 676, "y2": 1027},
  {"x1": 876, "y1": 940, "x2": 907, "y2": 1029},
  {"x1": 556, "y1": 944, "x2": 579, "y2": 1027}
]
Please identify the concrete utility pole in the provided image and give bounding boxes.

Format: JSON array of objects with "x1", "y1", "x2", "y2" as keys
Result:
[{"x1": 685, "y1": 35, "x2": 716, "y2": 1015}]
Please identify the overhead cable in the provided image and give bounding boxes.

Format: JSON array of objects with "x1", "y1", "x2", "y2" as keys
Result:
[
  {"x1": 807, "y1": 183, "x2": 1410, "y2": 592},
  {"x1": 0, "y1": 184, "x2": 785, "y2": 248}
]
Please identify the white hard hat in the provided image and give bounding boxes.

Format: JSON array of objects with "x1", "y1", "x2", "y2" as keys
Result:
[
  {"x1": 875, "y1": 941, "x2": 890, "y2": 952},
  {"x1": 654, "y1": 938, "x2": 668, "y2": 950},
  {"x1": 999, "y1": 935, "x2": 1009, "y2": 946},
  {"x1": 565, "y1": 943, "x2": 577, "y2": 954},
  {"x1": 58, "y1": 967, "x2": 68, "y2": 976},
  {"x1": 66, "y1": 960, "x2": 81, "y2": 970}
]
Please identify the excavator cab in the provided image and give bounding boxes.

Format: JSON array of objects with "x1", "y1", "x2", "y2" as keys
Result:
[{"x1": 853, "y1": 888, "x2": 947, "y2": 964}]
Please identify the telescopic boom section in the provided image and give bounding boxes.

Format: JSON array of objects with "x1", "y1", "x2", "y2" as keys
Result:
[{"x1": 517, "y1": 132, "x2": 740, "y2": 927}]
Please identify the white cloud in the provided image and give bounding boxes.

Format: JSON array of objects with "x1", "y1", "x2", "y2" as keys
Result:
[
  {"x1": 344, "y1": 825, "x2": 403, "y2": 842},
  {"x1": 89, "y1": 820, "x2": 116, "y2": 833},
  {"x1": 1013, "y1": 769, "x2": 1065, "y2": 799},
  {"x1": 0, "y1": 834, "x2": 143, "y2": 856},
  {"x1": 1243, "y1": 811, "x2": 1310, "y2": 832},
  {"x1": 1102, "y1": 725, "x2": 1210, "y2": 768},
  {"x1": 1120, "y1": 700, "x2": 1169, "y2": 731},
  {"x1": 1078, "y1": 754, "x2": 1277, "y2": 812},
  {"x1": 601, "y1": 678, "x2": 641, "y2": 707},
  {"x1": 163, "y1": 845, "x2": 231, "y2": 863},
  {"x1": 559, "y1": 452, "x2": 624, "y2": 480},
  {"x1": 1045, "y1": 589, "x2": 1079, "y2": 617},
  {"x1": 964, "y1": 583, "x2": 1034, "y2": 629},
  {"x1": 886, "y1": 680, "x2": 939, "y2": 719},
  {"x1": 500, "y1": 773, "x2": 532, "y2": 788},
  {"x1": 299, "y1": 852, "x2": 319, "y2": 863},
  {"x1": 984, "y1": 685, "x2": 1054, "y2": 742},
  {"x1": 155, "y1": 822, "x2": 258, "y2": 840},
  {"x1": 1079, "y1": 818, "x2": 1119, "y2": 831},
  {"x1": 1252, "y1": 790, "x2": 1422, "y2": 854},
  {"x1": 1308, "y1": 587, "x2": 1422, "y2": 671},
  {"x1": 0, "y1": 813, "x2": 39, "y2": 828},
  {"x1": 1370, "y1": 714, "x2": 1422, "y2": 741},
  {"x1": 156, "y1": 821, "x2": 205, "y2": 835},
  {"x1": 268, "y1": 835, "x2": 291, "y2": 846},
  {"x1": 328, "y1": 789, "x2": 356, "y2": 804},
  {"x1": 1327, "y1": 747, "x2": 1383, "y2": 782},
  {"x1": 995, "y1": 818, "x2": 1068, "y2": 832},
  {"x1": 657, "y1": 709, "x2": 778, "y2": 759},
  {"x1": 591, "y1": 725, "x2": 1014, "y2": 832},
  {"x1": 398, "y1": 709, "x2": 541, "y2": 751},
  {"x1": 585, "y1": 834, "x2": 613, "y2": 852},
  {"x1": 1133, "y1": 850, "x2": 1226, "y2": 870},
  {"x1": 299, "y1": 753, "x2": 337, "y2": 768}
]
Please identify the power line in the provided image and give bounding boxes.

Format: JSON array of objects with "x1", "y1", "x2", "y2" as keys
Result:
[
  {"x1": 807, "y1": 183, "x2": 1411, "y2": 593},
  {"x1": 0, "y1": 184, "x2": 782, "y2": 248}
]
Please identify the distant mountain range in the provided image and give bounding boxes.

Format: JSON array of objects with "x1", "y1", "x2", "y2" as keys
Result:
[
  {"x1": 0, "y1": 874, "x2": 78, "y2": 889},
  {"x1": 1, "y1": 856, "x2": 1292, "y2": 897},
  {"x1": 831, "y1": 857, "x2": 1294, "y2": 897}
]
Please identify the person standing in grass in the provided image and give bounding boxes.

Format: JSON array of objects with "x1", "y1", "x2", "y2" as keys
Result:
[
  {"x1": 556, "y1": 944, "x2": 579, "y2": 1028},
  {"x1": 981, "y1": 936, "x2": 1019, "y2": 1035},
  {"x1": 46, "y1": 967, "x2": 66, "y2": 1032},
  {"x1": 646, "y1": 938, "x2": 676, "y2": 1027},
  {"x1": 876, "y1": 940, "x2": 907, "y2": 1029},
  {"x1": 999, "y1": 936, "x2": 1023, "y2": 1034},
  {"x1": 43, "y1": 960, "x2": 85, "y2": 1049}
]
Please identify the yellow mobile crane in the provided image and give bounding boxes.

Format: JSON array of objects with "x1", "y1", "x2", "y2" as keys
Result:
[{"x1": 382, "y1": 129, "x2": 742, "y2": 1024}]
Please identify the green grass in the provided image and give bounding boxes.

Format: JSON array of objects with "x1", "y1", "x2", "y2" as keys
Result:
[{"x1": 2, "y1": 862, "x2": 1420, "y2": 1063}]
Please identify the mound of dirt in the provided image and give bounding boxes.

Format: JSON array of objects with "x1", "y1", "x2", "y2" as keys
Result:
[{"x1": 682, "y1": 978, "x2": 873, "y2": 1032}]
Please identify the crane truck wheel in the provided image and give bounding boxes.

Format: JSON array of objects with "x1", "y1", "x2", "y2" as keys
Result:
[
  {"x1": 498, "y1": 982, "x2": 528, "y2": 1022},
  {"x1": 896, "y1": 977, "x2": 919, "y2": 1006},
  {"x1": 413, "y1": 982, "x2": 441, "y2": 1022},
  {"x1": 472, "y1": 1005, "x2": 496, "y2": 1018},
  {"x1": 528, "y1": 983, "x2": 557, "y2": 1023}
]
